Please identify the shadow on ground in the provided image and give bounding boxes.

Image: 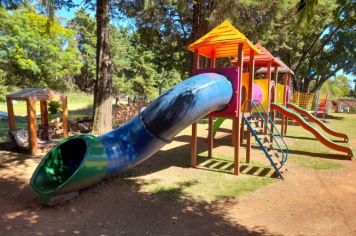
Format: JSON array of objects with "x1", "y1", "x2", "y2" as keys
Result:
[
  {"x1": 0, "y1": 145, "x2": 279, "y2": 235},
  {"x1": 284, "y1": 135, "x2": 346, "y2": 143}
]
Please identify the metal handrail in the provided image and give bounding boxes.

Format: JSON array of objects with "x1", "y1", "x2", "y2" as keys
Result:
[
  {"x1": 251, "y1": 101, "x2": 289, "y2": 163},
  {"x1": 243, "y1": 100, "x2": 288, "y2": 164}
]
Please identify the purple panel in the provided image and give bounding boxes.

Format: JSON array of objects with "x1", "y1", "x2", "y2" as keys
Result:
[{"x1": 193, "y1": 68, "x2": 240, "y2": 118}]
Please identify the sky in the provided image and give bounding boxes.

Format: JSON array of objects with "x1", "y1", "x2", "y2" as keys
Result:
[
  {"x1": 55, "y1": 2, "x2": 134, "y2": 29},
  {"x1": 55, "y1": 3, "x2": 356, "y2": 90}
]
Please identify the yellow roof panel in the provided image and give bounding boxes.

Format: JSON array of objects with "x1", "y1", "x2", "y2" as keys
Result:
[{"x1": 188, "y1": 20, "x2": 261, "y2": 58}]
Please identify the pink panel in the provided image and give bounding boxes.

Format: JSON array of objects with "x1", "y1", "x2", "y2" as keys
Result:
[{"x1": 253, "y1": 84, "x2": 263, "y2": 102}]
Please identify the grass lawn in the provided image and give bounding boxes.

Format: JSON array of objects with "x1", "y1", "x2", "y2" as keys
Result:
[{"x1": 127, "y1": 113, "x2": 356, "y2": 202}]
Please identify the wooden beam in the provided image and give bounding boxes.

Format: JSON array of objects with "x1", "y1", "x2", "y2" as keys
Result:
[
  {"x1": 281, "y1": 73, "x2": 288, "y2": 136},
  {"x1": 6, "y1": 97, "x2": 15, "y2": 131},
  {"x1": 208, "y1": 51, "x2": 215, "y2": 159},
  {"x1": 246, "y1": 50, "x2": 255, "y2": 164},
  {"x1": 270, "y1": 66, "x2": 279, "y2": 142},
  {"x1": 232, "y1": 119, "x2": 235, "y2": 145},
  {"x1": 208, "y1": 117, "x2": 213, "y2": 158},
  {"x1": 62, "y1": 97, "x2": 68, "y2": 138},
  {"x1": 191, "y1": 122, "x2": 197, "y2": 167},
  {"x1": 27, "y1": 99, "x2": 37, "y2": 155},
  {"x1": 264, "y1": 62, "x2": 272, "y2": 135},
  {"x1": 191, "y1": 48, "x2": 200, "y2": 167},
  {"x1": 234, "y1": 42, "x2": 244, "y2": 175},
  {"x1": 284, "y1": 73, "x2": 291, "y2": 135},
  {"x1": 240, "y1": 117, "x2": 245, "y2": 145},
  {"x1": 40, "y1": 101, "x2": 49, "y2": 140},
  {"x1": 210, "y1": 51, "x2": 216, "y2": 68}
]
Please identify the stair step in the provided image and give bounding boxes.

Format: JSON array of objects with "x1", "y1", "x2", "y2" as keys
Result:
[
  {"x1": 253, "y1": 127, "x2": 264, "y2": 132},
  {"x1": 267, "y1": 150, "x2": 283, "y2": 163},
  {"x1": 256, "y1": 134, "x2": 268, "y2": 141},
  {"x1": 243, "y1": 100, "x2": 286, "y2": 179}
]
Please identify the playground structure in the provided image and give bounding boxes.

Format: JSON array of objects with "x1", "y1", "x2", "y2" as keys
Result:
[
  {"x1": 6, "y1": 88, "x2": 68, "y2": 154},
  {"x1": 29, "y1": 21, "x2": 353, "y2": 205}
]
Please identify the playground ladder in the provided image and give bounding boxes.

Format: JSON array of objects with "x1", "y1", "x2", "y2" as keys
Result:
[{"x1": 243, "y1": 100, "x2": 289, "y2": 179}]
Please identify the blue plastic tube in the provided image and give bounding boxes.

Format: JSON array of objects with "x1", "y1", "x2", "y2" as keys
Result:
[{"x1": 30, "y1": 73, "x2": 233, "y2": 204}]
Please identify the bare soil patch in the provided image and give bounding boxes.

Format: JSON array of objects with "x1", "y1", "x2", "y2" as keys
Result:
[{"x1": 0, "y1": 129, "x2": 355, "y2": 235}]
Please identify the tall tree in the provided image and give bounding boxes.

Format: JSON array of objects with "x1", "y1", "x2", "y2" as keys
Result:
[
  {"x1": 92, "y1": 0, "x2": 113, "y2": 134},
  {"x1": 0, "y1": 0, "x2": 116, "y2": 134}
]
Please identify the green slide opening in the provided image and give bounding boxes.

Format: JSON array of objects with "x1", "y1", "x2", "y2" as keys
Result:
[{"x1": 31, "y1": 138, "x2": 87, "y2": 193}]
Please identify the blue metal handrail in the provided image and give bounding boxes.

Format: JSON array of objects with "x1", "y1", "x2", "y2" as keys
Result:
[
  {"x1": 243, "y1": 100, "x2": 288, "y2": 165},
  {"x1": 251, "y1": 101, "x2": 289, "y2": 163}
]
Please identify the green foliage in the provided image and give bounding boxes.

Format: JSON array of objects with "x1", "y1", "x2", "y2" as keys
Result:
[
  {"x1": 68, "y1": 9, "x2": 179, "y2": 100},
  {"x1": 48, "y1": 101, "x2": 62, "y2": 114},
  {"x1": 0, "y1": 7, "x2": 82, "y2": 90},
  {"x1": 319, "y1": 75, "x2": 352, "y2": 99},
  {"x1": 68, "y1": 8, "x2": 97, "y2": 92}
]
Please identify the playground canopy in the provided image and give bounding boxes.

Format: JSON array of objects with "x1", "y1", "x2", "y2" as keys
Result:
[
  {"x1": 256, "y1": 57, "x2": 294, "y2": 75},
  {"x1": 231, "y1": 43, "x2": 281, "y2": 67},
  {"x1": 6, "y1": 88, "x2": 68, "y2": 154},
  {"x1": 187, "y1": 20, "x2": 261, "y2": 58},
  {"x1": 243, "y1": 43, "x2": 281, "y2": 66}
]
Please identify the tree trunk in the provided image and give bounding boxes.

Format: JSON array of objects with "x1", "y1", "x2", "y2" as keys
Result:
[
  {"x1": 93, "y1": 0, "x2": 113, "y2": 135},
  {"x1": 192, "y1": 1, "x2": 216, "y2": 41}
]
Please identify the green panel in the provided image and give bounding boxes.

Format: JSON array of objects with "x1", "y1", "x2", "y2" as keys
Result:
[{"x1": 212, "y1": 118, "x2": 226, "y2": 138}]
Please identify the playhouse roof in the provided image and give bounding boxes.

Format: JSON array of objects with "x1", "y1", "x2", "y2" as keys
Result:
[
  {"x1": 6, "y1": 88, "x2": 66, "y2": 101},
  {"x1": 187, "y1": 20, "x2": 261, "y2": 58},
  {"x1": 244, "y1": 43, "x2": 281, "y2": 66},
  {"x1": 231, "y1": 43, "x2": 281, "y2": 67},
  {"x1": 256, "y1": 57, "x2": 295, "y2": 75}
]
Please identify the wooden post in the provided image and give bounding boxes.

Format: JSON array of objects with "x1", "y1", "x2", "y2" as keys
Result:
[
  {"x1": 27, "y1": 99, "x2": 37, "y2": 155},
  {"x1": 246, "y1": 50, "x2": 255, "y2": 164},
  {"x1": 234, "y1": 43, "x2": 244, "y2": 175},
  {"x1": 240, "y1": 117, "x2": 245, "y2": 145},
  {"x1": 208, "y1": 52, "x2": 216, "y2": 158},
  {"x1": 191, "y1": 122, "x2": 197, "y2": 167},
  {"x1": 6, "y1": 97, "x2": 15, "y2": 131},
  {"x1": 264, "y1": 62, "x2": 272, "y2": 135},
  {"x1": 270, "y1": 66, "x2": 279, "y2": 142},
  {"x1": 191, "y1": 49, "x2": 200, "y2": 167},
  {"x1": 208, "y1": 117, "x2": 213, "y2": 158},
  {"x1": 62, "y1": 97, "x2": 68, "y2": 138},
  {"x1": 40, "y1": 101, "x2": 49, "y2": 140},
  {"x1": 210, "y1": 52, "x2": 216, "y2": 68},
  {"x1": 232, "y1": 119, "x2": 236, "y2": 145},
  {"x1": 281, "y1": 73, "x2": 288, "y2": 136},
  {"x1": 284, "y1": 73, "x2": 291, "y2": 135}
]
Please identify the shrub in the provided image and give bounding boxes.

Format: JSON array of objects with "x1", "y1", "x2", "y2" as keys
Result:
[{"x1": 48, "y1": 101, "x2": 62, "y2": 114}]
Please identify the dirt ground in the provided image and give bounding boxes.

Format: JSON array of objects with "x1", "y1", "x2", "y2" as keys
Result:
[{"x1": 1, "y1": 130, "x2": 356, "y2": 236}]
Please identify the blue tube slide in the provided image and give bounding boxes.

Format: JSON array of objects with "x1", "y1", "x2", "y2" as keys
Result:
[{"x1": 30, "y1": 73, "x2": 233, "y2": 205}]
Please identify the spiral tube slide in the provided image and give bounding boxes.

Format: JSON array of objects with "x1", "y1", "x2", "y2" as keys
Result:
[
  {"x1": 30, "y1": 73, "x2": 233, "y2": 205},
  {"x1": 271, "y1": 103, "x2": 354, "y2": 158},
  {"x1": 286, "y1": 102, "x2": 349, "y2": 142}
]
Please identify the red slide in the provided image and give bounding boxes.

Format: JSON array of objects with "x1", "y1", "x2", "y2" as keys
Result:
[
  {"x1": 271, "y1": 103, "x2": 353, "y2": 158},
  {"x1": 287, "y1": 102, "x2": 349, "y2": 142}
]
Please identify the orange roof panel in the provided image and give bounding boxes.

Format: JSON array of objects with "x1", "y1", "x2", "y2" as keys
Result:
[
  {"x1": 188, "y1": 20, "x2": 261, "y2": 58},
  {"x1": 232, "y1": 43, "x2": 281, "y2": 67}
]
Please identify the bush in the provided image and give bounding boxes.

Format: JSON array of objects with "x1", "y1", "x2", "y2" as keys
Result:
[
  {"x1": 0, "y1": 85, "x2": 18, "y2": 102},
  {"x1": 48, "y1": 101, "x2": 62, "y2": 114}
]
